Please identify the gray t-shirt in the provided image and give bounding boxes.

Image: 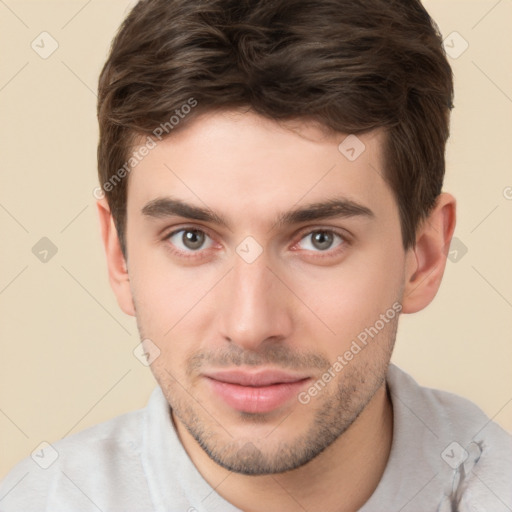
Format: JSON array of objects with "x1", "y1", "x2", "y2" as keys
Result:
[{"x1": 1, "y1": 364, "x2": 511, "y2": 511}]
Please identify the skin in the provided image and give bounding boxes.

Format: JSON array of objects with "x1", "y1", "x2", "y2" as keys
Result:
[{"x1": 97, "y1": 110, "x2": 456, "y2": 512}]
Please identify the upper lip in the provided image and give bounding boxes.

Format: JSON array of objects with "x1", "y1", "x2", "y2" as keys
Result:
[{"x1": 203, "y1": 369, "x2": 310, "y2": 387}]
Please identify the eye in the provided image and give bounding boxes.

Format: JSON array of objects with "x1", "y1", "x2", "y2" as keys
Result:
[
  {"x1": 296, "y1": 230, "x2": 345, "y2": 253},
  {"x1": 166, "y1": 228, "x2": 214, "y2": 253}
]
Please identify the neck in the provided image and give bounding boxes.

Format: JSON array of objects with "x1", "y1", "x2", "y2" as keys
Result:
[{"x1": 174, "y1": 382, "x2": 393, "y2": 512}]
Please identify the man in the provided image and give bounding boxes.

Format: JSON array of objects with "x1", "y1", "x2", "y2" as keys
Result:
[{"x1": 1, "y1": 0, "x2": 510, "y2": 510}]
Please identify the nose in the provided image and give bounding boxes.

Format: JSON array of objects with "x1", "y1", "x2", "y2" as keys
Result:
[{"x1": 218, "y1": 252, "x2": 293, "y2": 351}]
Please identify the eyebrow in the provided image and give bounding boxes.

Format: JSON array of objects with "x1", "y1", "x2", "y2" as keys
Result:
[{"x1": 141, "y1": 196, "x2": 375, "y2": 229}]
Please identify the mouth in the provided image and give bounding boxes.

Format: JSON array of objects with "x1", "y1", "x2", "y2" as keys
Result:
[{"x1": 203, "y1": 369, "x2": 311, "y2": 414}]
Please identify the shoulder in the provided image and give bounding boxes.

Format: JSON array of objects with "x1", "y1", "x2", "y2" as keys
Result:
[
  {"x1": 387, "y1": 363, "x2": 511, "y2": 445},
  {"x1": 387, "y1": 364, "x2": 512, "y2": 511},
  {"x1": 0, "y1": 402, "x2": 148, "y2": 511}
]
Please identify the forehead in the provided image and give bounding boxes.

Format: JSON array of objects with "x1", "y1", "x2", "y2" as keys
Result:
[{"x1": 126, "y1": 110, "x2": 396, "y2": 226}]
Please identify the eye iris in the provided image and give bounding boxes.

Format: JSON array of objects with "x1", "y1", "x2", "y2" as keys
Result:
[
  {"x1": 183, "y1": 230, "x2": 204, "y2": 250},
  {"x1": 312, "y1": 231, "x2": 333, "y2": 251}
]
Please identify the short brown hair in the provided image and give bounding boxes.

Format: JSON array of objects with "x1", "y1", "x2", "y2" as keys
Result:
[{"x1": 97, "y1": 0, "x2": 454, "y2": 256}]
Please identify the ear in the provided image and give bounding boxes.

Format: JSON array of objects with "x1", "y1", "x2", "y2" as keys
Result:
[
  {"x1": 96, "y1": 199, "x2": 136, "y2": 316},
  {"x1": 401, "y1": 192, "x2": 456, "y2": 314}
]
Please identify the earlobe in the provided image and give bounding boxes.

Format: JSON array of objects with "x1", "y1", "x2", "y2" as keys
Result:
[
  {"x1": 401, "y1": 193, "x2": 456, "y2": 314},
  {"x1": 96, "y1": 199, "x2": 136, "y2": 317}
]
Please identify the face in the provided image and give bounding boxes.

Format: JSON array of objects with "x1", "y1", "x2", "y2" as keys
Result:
[{"x1": 123, "y1": 111, "x2": 406, "y2": 475}]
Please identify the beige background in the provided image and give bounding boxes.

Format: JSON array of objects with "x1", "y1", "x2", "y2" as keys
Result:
[{"x1": 0, "y1": 0, "x2": 511, "y2": 479}]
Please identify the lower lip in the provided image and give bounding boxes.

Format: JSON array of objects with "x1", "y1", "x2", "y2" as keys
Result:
[{"x1": 206, "y1": 378, "x2": 310, "y2": 414}]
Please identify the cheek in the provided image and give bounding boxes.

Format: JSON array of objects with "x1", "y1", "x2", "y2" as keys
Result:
[
  {"x1": 287, "y1": 243, "x2": 403, "y2": 345},
  {"x1": 129, "y1": 262, "x2": 197, "y2": 380},
  {"x1": 128, "y1": 249, "x2": 187, "y2": 337},
  {"x1": 129, "y1": 236, "x2": 199, "y2": 301},
  {"x1": 128, "y1": 245, "x2": 222, "y2": 359}
]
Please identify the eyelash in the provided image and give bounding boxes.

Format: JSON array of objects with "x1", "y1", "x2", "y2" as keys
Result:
[{"x1": 162, "y1": 226, "x2": 350, "y2": 260}]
